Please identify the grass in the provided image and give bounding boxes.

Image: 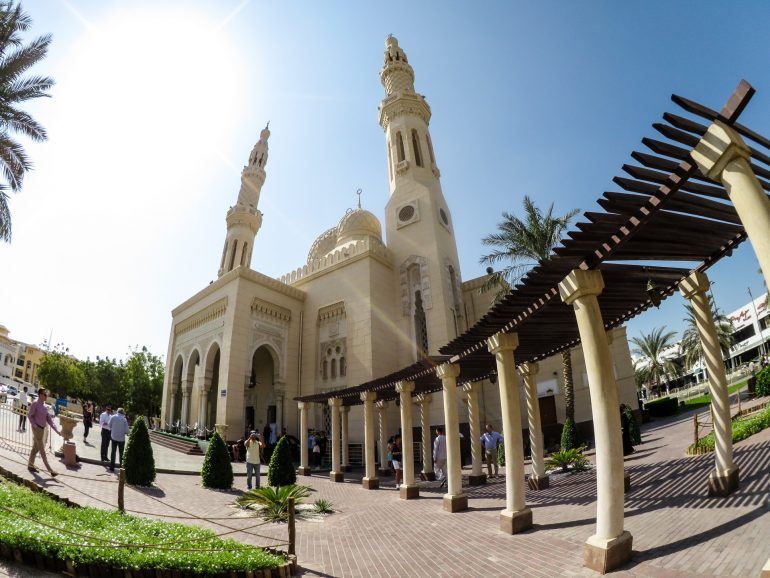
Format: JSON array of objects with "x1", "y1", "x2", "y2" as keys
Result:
[
  {"x1": 689, "y1": 403, "x2": 770, "y2": 454},
  {"x1": 0, "y1": 479, "x2": 284, "y2": 573},
  {"x1": 682, "y1": 379, "x2": 747, "y2": 411}
]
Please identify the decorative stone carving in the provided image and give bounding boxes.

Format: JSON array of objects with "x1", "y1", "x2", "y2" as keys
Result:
[
  {"x1": 174, "y1": 297, "x2": 228, "y2": 337},
  {"x1": 400, "y1": 255, "x2": 432, "y2": 315}
]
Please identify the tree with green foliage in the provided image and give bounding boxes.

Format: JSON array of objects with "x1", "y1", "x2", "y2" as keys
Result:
[
  {"x1": 679, "y1": 296, "x2": 734, "y2": 370},
  {"x1": 37, "y1": 346, "x2": 84, "y2": 399},
  {"x1": 122, "y1": 346, "x2": 164, "y2": 418},
  {"x1": 123, "y1": 417, "x2": 155, "y2": 486},
  {"x1": 560, "y1": 416, "x2": 579, "y2": 451},
  {"x1": 0, "y1": 2, "x2": 54, "y2": 242},
  {"x1": 631, "y1": 327, "x2": 681, "y2": 393},
  {"x1": 201, "y1": 432, "x2": 233, "y2": 489},
  {"x1": 268, "y1": 436, "x2": 296, "y2": 487}
]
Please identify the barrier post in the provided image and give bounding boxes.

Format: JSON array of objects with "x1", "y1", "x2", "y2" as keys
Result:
[
  {"x1": 118, "y1": 468, "x2": 125, "y2": 513},
  {"x1": 288, "y1": 497, "x2": 296, "y2": 556},
  {"x1": 693, "y1": 414, "x2": 698, "y2": 450}
]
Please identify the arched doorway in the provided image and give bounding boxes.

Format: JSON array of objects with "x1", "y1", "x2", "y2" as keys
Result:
[
  {"x1": 184, "y1": 349, "x2": 201, "y2": 429},
  {"x1": 205, "y1": 345, "x2": 220, "y2": 432},
  {"x1": 246, "y1": 345, "x2": 276, "y2": 443},
  {"x1": 170, "y1": 355, "x2": 183, "y2": 425}
]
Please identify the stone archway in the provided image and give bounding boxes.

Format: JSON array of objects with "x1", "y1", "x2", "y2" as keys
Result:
[
  {"x1": 170, "y1": 355, "x2": 184, "y2": 425},
  {"x1": 247, "y1": 345, "x2": 277, "y2": 444},
  {"x1": 203, "y1": 342, "x2": 221, "y2": 432},
  {"x1": 182, "y1": 349, "x2": 200, "y2": 428}
]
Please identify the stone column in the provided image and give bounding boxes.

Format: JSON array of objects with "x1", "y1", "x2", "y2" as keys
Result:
[
  {"x1": 692, "y1": 121, "x2": 770, "y2": 289},
  {"x1": 437, "y1": 363, "x2": 466, "y2": 512},
  {"x1": 415, "y1": 394, "x2": 435, "y2": 481},
  {"x1": 559, "y1": 269, "x2": 632, "y2": 573},
  {"x1": 462, "y1": 382, "x2": 486, "y2": 485},
  {"x1": 487, "y1": 332, "x2": 532, "y2": 534},
  {"x1": 180, "y1": 378, "x2": 192, "y2": 428},
  {"x1": 361, "y1": 392, "x2": 379, "y2": 489},
  {"x1": 396, "y1": 381, "x2": 419, "y2": 499},
  {"x1": 328, "y1": 398, "x2": 343, "y2": 483},
  {"x1": 520, "y1": 362, "x2": 548, "y2": 490},
  {"x1": 341, "y1": 405, "x2": 351, "y2": 472},
  {"x1": 376, "y1": 400, "x2": 390, "y2": 477},
  {"x1": 196, "y1": 389, "x2": 208, "y2": 435},
  {"x1": 679, "y1": 271, "x2": 738, "y2": 496},
  {"x1": 169, "y1": 391, "x2": 177, "y2": 424},
  {"x1": 297, "y1": 402, "x2": 310, "y2": 476},
  {"x1": 274, "y1": 385, "x2": 285, "y2": 435}
]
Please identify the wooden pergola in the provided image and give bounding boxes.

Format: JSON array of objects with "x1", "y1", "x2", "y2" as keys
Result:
[{"x1": 295, "y1": 80, "x2": 766, "y2": 407}]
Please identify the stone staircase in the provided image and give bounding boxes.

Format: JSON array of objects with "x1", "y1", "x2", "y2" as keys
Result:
[{"x1": 149, "y1": 430, "x2": 203, "y2": 455}]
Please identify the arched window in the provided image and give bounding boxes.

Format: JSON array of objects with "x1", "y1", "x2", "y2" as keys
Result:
[
  {"x1": 228, "y1": 240, "x2": 238, "y2": 271},
  {"x1": 426, "y1": 133, "x2": 436, "y2": 164},
  {"x1": 331, "y1": 358, "x2": 337, "y2": 379},
  {"x1": 240, "y1": 242, "x2": 249, "y2": 266},
  {"x1": 396, "y1": 132, "x2": 405, "y2": 162},
  {"x1": 411, "y1": 129, "x2": 423, "y2": 167},
  {"x1": 387, "y1": 142, "x2": 393, "y2": 181},
  {"x1": 219, "y1": 240, "x2": 227, "y2": 270},
  {"x1": 322, "y1": 360, "x2": 328, "y2": 380},
  {"x1": 448, "y1": 265, "x2": 462, "y2": 337},
  {"x1": 414, "y1": 290, "x2": 429, "y2": 357},
  {"x1": 340, "y1": 356, "x2": 346, "y2": 377}
]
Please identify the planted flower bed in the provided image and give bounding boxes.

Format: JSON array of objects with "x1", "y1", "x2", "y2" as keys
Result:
[
  {"x1": 688, "y1": 404, "x2": 770, "y2": 455},
  {"x1": 0, "y1": 478, "x2": 293, "y2": 577}
]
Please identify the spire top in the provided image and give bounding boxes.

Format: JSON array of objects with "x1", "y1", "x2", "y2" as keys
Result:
[
  {"x1": 356, "y1": 188, "x2": 362, "y2": 209},
  {"x1": 381, "y1": 34, "x2": 414, "y2": 96}
]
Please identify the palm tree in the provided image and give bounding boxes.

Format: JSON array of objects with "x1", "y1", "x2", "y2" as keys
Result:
[
  {"x1": 480, "y1": 196, "x2": 579, "y2": 424},
  {"x1": 631, "y1": 327, "x2": 681, "y2": 394},
  {"x1": 679, "y1": 295, "x2": 734, "y2": 370},
  {"x1": 0, "y1": 2, "x2": 53, "y2": 242}
]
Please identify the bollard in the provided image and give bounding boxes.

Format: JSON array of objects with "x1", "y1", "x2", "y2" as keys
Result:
[
  {"x1": 693, "y1": 413, "x2": 698, "y2": 450},
  {"x1": 118, "y1": 468, "x2": 125, "y2": 513},
  {"x1": 287, "y1": 497, "x2": 296, "y2": 556}
]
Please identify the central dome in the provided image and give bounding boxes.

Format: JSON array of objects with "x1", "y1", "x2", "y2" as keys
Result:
[{"x1": 336, "y1": 208, "x2": 382, "y2": 244}]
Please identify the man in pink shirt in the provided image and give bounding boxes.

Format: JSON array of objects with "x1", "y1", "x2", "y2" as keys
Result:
[{"x1": 26, "y1": 388, "x2": 61, "y2": 477}]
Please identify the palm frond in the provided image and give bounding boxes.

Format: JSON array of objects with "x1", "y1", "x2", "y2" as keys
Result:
[
  {"x1": 0, "y1": 187, "x2": 10, "y2": 241},
  {"x1": 0, "y1": 33, "x2": 51, "y2": 85},
  {"x1": 0, "y1": 131, "x2": 28, "y2": 189},
  {"x1": 0, "y1": 105, "x2": 46, "y2": 140}
]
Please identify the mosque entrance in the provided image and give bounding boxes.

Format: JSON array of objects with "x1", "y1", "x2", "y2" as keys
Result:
[{"x1": 249, "y1": 345, "x2": 277, "y2": 442}]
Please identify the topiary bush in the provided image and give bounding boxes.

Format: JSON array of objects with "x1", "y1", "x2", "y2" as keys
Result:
[
  {"x1": 623, "y1": 405, "x2": 642, "y2": 444},
  {"x1": 201, "y1": 431, "x2": 233, "y2": 489},
  {"x1": 560, "y1": 416, "x2": 579, "y2": 451},
  {"x1": 756, "y1": 366, "x2": 770, "y2": 397},
  {"x1": 644, "y1": 396, "x2": 679, "y2": 417},
  {"x1": 497, "y1": 442, "x2": 505, "y2": 466},
  {"x1": 268, "y1": 436, "x2": 296, "y2": 487},
  {"x1": 123, "y1": 416, "x2": 156, "y2": 486}
]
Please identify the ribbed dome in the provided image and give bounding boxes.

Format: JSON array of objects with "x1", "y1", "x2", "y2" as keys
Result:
[
  {"x1": 307, "y1": 227, "x2": 338, "y2": 263},
  {"x1": 336, "y1": 208, "x2": 382, "y2": 244}
]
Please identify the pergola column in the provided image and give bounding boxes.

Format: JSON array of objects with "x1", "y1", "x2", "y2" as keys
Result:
[
  {"x1": 487, "y1": 332, "x2": 532, "y2": 534},
  {"x1": 361, "y1": 392, "x2": 379, "y2": 489},
  {"x1": 297, "y1": 402, "x2": 310, "y2": 476},
  {"x1": 415, "y1": 394, "x2": 435, "y2": 481},
  {"x1": 679, "y1": 271, "x2": 738, "y2": 496},
  {"x1": 396, "y1": 381, "x2": 419, "y2": 499},
  {"x1": 559, "y1": 269, "x2": 632, "y2": 573},
  {"x1": 328, "y1": 398, "x2": 343, "y2": 483},
  {"x1": 692, "y1": 121, "x2": 770, "y2": 290},
  {"x1": 376, "y1": 400, "x2": 390, "y2": 477},
  {"x1": 437, "y1": 363, "x2": 467, "y2": 512},
  {"x1": 520, "y1": 362, "x2": 548, "y2": 490},
  {"x1": 341, "y1": 405, "x2": 351, "y2": 472},
  {"x1": 462, "y1": 382, "x2": 486, "y2": 486}
]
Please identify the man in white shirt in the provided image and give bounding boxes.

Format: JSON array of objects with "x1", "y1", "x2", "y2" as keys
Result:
[
  {"x1": 481, "y1": 424, "x2": 504, "y2": 478},
  {"x1": 108, "y1": 407, "x2": 130, "y2": 472},
  {"x1": 244, "y1": 431, "x2": 265, "y2": 490},
  {"x1": 99, "y1": 405, "x2": 113, "y2": 462},
  {"x1": 17, "y1": 386, "x2": 28, "y2": 432},
  {"x1": 432, "y1": 427, "x2": 447, "y2": 483}
]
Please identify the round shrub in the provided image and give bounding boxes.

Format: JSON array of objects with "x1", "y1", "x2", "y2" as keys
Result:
[
  {"x1": 560, "y1": 416, "x2": 579, "y2": 451},
  {"x1": 123, "y1": 416, "x2": 156, "y2": 486},
  {"x1": 201, "y1": 431, "x2": 233, "y2": 489},
  {"x1": 268, "y1": 436, "x2": 296, "y2": 487},
  {"x1": 756, "y1": 366, "x2": 770, "y2": 397},
  {"x1": 644, "y1": 396, "x2": 678, "y2": 417}
]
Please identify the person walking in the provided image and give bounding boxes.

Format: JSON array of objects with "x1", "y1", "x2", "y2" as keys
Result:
[
  {"x1": 26, "y1": 388, "x2": 60, "y2": 477},
  {"x1": 391, "y1": 434, "x2": 403, "y2": 487},
  {"x1": 312, "y1": 438, "x2": 321, "y2": 468},
  {"x1": 17, "y1": 386, "x2": 28, "y2": 432},
  {"x1": 433, "y1": 426, "x2": 447, "y2": 485},
  {"x1": 481, "y1": 424, "x2": 503, "y2": 478},
  {"x1": 98, "y1": 405, "x2": 113, "y2": 462},
  {"x1": 244, "y1": 431, "x2": 264, "y2": 490},
  {"x1": 82, "y1": 404, "x2": 93, "y2": 442},
  {"x1": 108, "y1": 408, "x2": 130, "y2": 472}
]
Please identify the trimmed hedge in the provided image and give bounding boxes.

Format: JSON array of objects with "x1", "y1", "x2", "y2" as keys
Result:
[
  {"x1": 689, "y1": 404, "x2": 770, "y2": 454},
  {"x1": 560, "y1": 417, "x2": 579, "y2": 451},
  {"x1": 756, "y1": 366, "x2": 770, "y2": 397},
  {"x1": 201, "y1": 432, "x2": 233, "y2": 489},
  {"x1": 268, "y1": 436, "x2": 296, "y2": 488},
  {"x1": 644, "y1": 396, "x2": 678, "y2": 417},
  {"x1": 123, "y1": 417, "x2": 155, "y2": 486},
  {"x1": 0, "y1": 478, "x2": 284, "y2": 574}
]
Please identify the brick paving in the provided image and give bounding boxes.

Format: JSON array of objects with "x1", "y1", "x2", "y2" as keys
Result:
[{"x1": 0, "y1": 397, "x2": 769, "y2": 577}]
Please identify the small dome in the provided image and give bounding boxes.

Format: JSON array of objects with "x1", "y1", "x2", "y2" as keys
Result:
[
  {"x1": 307, "y1": 227, "x2": 338, "y2": 263},
  {"x1": 336, "y1": 208, "x2": 382, "y2": 244}
]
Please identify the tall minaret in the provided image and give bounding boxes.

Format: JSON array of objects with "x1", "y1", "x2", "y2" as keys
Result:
[
  {"x1": 218, "y1": 124, "x2": 270, "y2": 277},
  {"x1": 378, "y1": 36, "x2": 465, "y2": 364}
]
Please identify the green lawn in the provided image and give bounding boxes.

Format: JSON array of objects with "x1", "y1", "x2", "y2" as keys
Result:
[
  {"x1": 682, "y1": 380, "x2": 747, "y2": 411},
  {"x1": 0, "y1": 479, "x2": 284, "y2": 574}
]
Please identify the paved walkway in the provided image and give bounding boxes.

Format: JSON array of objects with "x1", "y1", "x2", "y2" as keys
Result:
[{"x1": 0, "y1": 394, "x2": 768, "y2": 576}]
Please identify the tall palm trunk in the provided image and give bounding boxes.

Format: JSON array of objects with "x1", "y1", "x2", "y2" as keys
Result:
[{"x1": 562, "y1": 349, "x2": 574, "y2": 421}]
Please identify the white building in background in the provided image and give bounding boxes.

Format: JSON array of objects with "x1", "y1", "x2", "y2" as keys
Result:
[{"x1": 726, "y1": 292, "x2": 770, "y2": 366}]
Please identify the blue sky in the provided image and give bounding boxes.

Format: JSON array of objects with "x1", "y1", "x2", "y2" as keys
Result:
[{"x1": 1, "y1": 0, "x2": 769, "y2": 359}]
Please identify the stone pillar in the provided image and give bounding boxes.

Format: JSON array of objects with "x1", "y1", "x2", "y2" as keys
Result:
[
  {"x1": 180, "y1": 379, "x2": 192, "y2": 428},
  {"x1": 297, "y1": 402, "x2": 310, "y2": 476},
  {"x1": 692, "y1": 121, "x2": 770, "y2": 290},
  {"x1": 376, "y1": 400, "x2": 390, "y2": 477},
  {"x1": 169, "y1": 392, "x2": 177, "y2": 424},
  {"x1": 679, "y1": 271, "x2": 738, "y2": 496},
  {"x1": 462, "y1": 382, "x2": 486, "y2": 485},
  {"x1": 415, "y1": 394, "x2": 435, "y2": 481},
  {"x1": 487, "y1": 332, "x2": 532, "y2": 534},
  {"x1": 274, "y1": 386, "x2": 285, "y2": 435},
  {"x1": 520, "y1": 362, "x2": 548, "y2": 490},
  {"x1": 328, "y1": 398, "x2": 343, "y2": 483},
  {"x1": 197, "y1": 383, "x2": 209, "y2": 434},
  {"x1": 559, "y1": 269, "x2": 632, "y2": 573},
  {"x1": 361, "y1": 392, "x2": 379, "y2": 489},
  {"x1": 341, "y1": 405, "x2": 351, "y2": 472},
  {"x1": 437, "y1": 363, "x2": 467, "y2": 512},
  {"x1": 396, "y1": 381, "x2": 419, "y2": 499}
]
